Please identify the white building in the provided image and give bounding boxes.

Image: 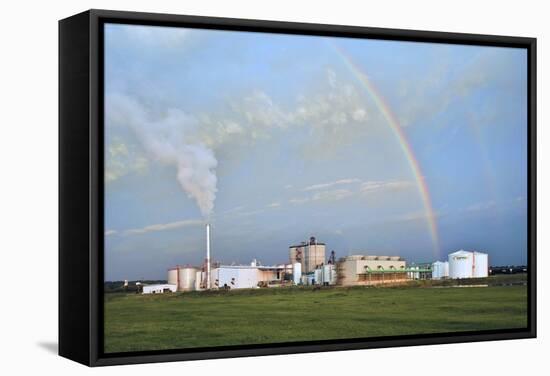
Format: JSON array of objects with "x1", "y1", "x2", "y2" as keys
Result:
[
  {"x1": 142, "y1": 284, "x2": 177, "y2": 294},
  {"x1": 448, "y1": 250, "x2": 489, "y2": 279},
  {"x1": 432, "y1": 261, "x2": 449, "y2": 280},
  {"x1": 208, "y1": 264, "x2": 289, "y2": 289}
]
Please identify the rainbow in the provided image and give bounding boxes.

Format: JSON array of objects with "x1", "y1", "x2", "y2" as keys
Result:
[{"x1": 330, "y1": 41, "x2": 441, "y2": 257}]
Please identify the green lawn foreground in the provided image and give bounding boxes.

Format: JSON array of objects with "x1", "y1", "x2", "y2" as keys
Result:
[{"x1": 104, "y1": 284, "x2": 527, "y2": 353}]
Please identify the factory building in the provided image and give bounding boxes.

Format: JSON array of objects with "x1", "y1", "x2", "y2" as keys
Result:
[
  {"x1": 193, "y1": 262, "x2": 292, "y2": 290},
  {"x1": 337, "y1": 255, "x2": 408, "y2": 286},
  {"x1": 142, "y1": 284, "x2": 177, "y2": 294},
  {"x1": 432, "y1": 261, "x2": 449, "y2": 280},
  {"x1": 448, "y1": 250, "x2": 489, "y2": 279},
  {"x1": 289, "y1": 236, "x2": 326, "y2": 274},
  {"x1": 303, "y1": 264, "x2": 337, "y2": 286}
]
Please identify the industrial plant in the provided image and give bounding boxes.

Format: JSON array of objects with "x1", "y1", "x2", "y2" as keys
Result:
[{"x1": 141, "y1": 224, "x2": 490, "y2": 294}]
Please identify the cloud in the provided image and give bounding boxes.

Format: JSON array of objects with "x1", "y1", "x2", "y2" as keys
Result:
[
  {"x1": 197, "y1": 69, "x2": 377, "y2": 156},
  {"x1": 267, "y1": 202, "x2": 281, "y2": 208},
  {"x1": 290, "y1": 179, "x2": 414, "y2": 205},
  {"x1": 124, "y1": 219, "x2": 204, "y2": 235},
  {"x1": 303, "y1": 178, "x2": 361, "y2": 191},
  {"x1": 289, "y1": 197, "x2": 311, "y2": 205},
  {"x1": 105, "y1": 230, "x2": 118, "y2": 236},
  {"x1": 311, "y1": 189, "x2": 354, "y2": 202},
  {"x1": 359, "y1": 180, "x2": 414, "y2": 194},
  {"x1": 105, "y1": 139, "x2": 149, "y2": 183}
]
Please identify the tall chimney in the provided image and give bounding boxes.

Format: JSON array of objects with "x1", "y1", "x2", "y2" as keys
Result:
[{"x1": 206, "y1": 223, "x2": 211, "y2": 289}]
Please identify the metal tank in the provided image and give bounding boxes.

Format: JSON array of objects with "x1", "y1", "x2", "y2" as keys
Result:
[
  {"x1": 314, "y1": 268, "x2": 323, "y2": 285},
  {"x1": 167, "y1": 267, "x2": 178, "y2": 286},
  {"x1": 179, "y1": 267, "x2": 198, "y2": 291},
  {"x1": 195, "y1": 270, "x2": 203, "y2": 290},
  {"x1": 432, "y1": 261, "x2": 449, "y2": 280},
  {"x1": 293, "y1": 262, "x2": 302, "y2": 285},
  {"x1": 448, "y1": 250, "x2": 474, "y2": 279},
  {"x1": 167, "y1": 266, "x2": 198, "y2": 291},
  {"x1": 472, "y1": 252, "x2": 489, "y2": 278}
]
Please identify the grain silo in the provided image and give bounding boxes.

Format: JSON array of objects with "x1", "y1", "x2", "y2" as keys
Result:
[
  {"x1": 167, "y1": 265, "x2": 198, "y2": 291},
  {"x1": 288, "y1": 236, "x2": 326, "y2": 274}
]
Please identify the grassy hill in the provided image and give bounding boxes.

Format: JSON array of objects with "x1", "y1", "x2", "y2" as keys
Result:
[{"x1": 104, "y1": 278, "x2": 527, "y2": 353}]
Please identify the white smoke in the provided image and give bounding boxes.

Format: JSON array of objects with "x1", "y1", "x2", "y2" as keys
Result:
[{"x1": 106, "y1": 94, "x2": 217, "y2": 218}]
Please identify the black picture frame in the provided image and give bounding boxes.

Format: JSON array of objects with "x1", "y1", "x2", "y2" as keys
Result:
[{"x1": 59, "y1": 9, "x2": 537, "y2": 367}]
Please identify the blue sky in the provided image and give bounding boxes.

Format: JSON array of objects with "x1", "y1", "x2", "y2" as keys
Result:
[{"x1": 104, "y1": 23, "x2": 527, "y2": 281}]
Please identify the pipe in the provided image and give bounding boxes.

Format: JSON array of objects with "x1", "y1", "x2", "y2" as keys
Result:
[
  {"x1": 176, "y1": 264, "x2": 180, "y2": 292},
  {"x1": 206, "y1": 223, "x2": 211, "y2": 289}
]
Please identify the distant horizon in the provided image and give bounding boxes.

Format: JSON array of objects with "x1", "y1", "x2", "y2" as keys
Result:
[{"x1": 104, "y1": 23, "x2": 527, "y2": 281}]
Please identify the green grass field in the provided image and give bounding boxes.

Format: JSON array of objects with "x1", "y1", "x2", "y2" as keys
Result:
[{"x1": 104, "y1": 279, "x2": 527, "y2": 353}]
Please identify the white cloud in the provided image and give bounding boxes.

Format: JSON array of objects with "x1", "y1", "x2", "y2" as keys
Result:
[
  {"x1": 267, "y1": 202, "x2": 281, "y2": 208},
  {"x1": 290, "y1": 179, "x2": 414, "y2": 205},
  {"x1": 360, "y1": 180, "x2": 414, "y2": 194},
  {"x1": 105, "y1": 230, "x2": 118, "y2": 236},
  {"x1": 105, "y1": 139, "x2": 149, "y2": 183},
  {"x1": 312, "y1": 189, "x2": 354, "y2": 202},
  {"x1": 289, "y1": 197, "x2": 311, "y2": 205},
  {"x1": 303, "y1": 178, "x2": 361, "y2": 192},
  {"x1": 124, "y1": 219, "x2": 204, "y2": 235}
]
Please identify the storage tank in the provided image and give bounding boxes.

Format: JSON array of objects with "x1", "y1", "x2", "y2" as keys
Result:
[
  {"x1": 314, "y1": 268, "x2": 323, "y2": 285},
  {"x1": 473, "y1": 252, "x2": 489, "y2": 278},
  {"x1": 195, "y1": 270, "x2": 203, "y2": 290},
  {"x1": 167, "y1": 268, "x2": 178, "y2": 286},
  {"x1": 293, "y1": 262, "x2": 302, "y2": 285},
  {"x1": 179, "y1": 267, "x2": 198, "y2": 291},
  {"x1": 322, "y1": 264, "x2": 336, "y2": 285},
  {"x1": 432, "y1": 261, "x2": 449, "y2": 280},
  {"x1": 167, "y1": 266, "x2": 198, "y2": 291},
  {"x1": 449, "y1": 250, "x2": 474, "y2": 279}
]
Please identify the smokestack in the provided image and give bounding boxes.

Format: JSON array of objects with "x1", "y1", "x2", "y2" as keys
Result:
[{"x1": 206, "y1": 223, "x2": 211, "y2": 289}]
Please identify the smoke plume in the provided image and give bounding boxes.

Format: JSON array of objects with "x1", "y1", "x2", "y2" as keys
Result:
[{"x1": 106, "y1": 94, "x2": 217, "y2": 217}]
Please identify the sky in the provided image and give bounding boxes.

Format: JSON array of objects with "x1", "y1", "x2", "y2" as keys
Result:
[{"x1": 103, "y1": 23, "x2": 528, "y2": 281}]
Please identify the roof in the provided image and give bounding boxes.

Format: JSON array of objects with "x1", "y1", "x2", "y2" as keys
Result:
[
  {"x1": 142, "y1": 284, "x2": 176, "y2": 288},
  {"x1": 448, "y1": 250, "x2": 488, "y2": 256},
  {"x1": 289, "y1": 243, "x2": 326, "y2": 248},
  {"x1": 217, "y1": 265, "x2": 286, "y2": 270},
  {"x1": 449, "y1": 250, "x2": 472, "y2": 256}
]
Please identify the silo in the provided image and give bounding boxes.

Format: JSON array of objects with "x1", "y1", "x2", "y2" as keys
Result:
[
  {"x1": 322, "y1": 264, "x2": 330, "y2": 285},
  {"x1": 195, "y1": 270, "x2": 203, "y2": 290},
  {"x1": 432, "y1": 261, "x2": 449, "y2": 280},
  {"x1": 322, "y1": 264, "x2": 336, "y2": 285},
  {"x1": 473, "y1": 252, "x2": 489, "y2": 278},
  {"x1": 449, "y1": 250, "x2": 474, "y2": 278},
  {"x1": 179, "y1": 267, "x2": 198, "y2": 291},
  {"x1": 167, "y1": 266, "x2": 198, "y2": 291},
  {"x1": 167, "y1": 267, "x2": 179, "y2": 286},
  {"x1": 314, "y1": 268, "x2": 323, "y2": 285},
  {"x1": 293, "y1": 262, "x2": 302, "y2": 285}
]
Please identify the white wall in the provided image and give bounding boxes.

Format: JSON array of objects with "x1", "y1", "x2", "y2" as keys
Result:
[
  {"x1": 1, "y1": 1, "x2": 547, "y2": 376},
  {"x1": 216, "y1": 267, "x2": 259, "y2": 289}
]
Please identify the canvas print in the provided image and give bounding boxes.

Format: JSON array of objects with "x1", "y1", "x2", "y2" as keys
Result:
[{"x1": 103, "y1": 23, "x2": 528, "y2": 353}]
